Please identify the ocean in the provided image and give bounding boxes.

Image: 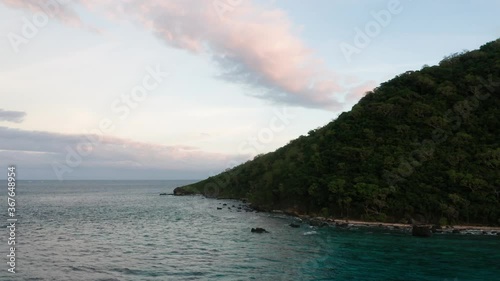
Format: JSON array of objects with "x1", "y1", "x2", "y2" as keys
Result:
[{"x1": 0, "y1": 180, "x2": 499, "y2": 281}]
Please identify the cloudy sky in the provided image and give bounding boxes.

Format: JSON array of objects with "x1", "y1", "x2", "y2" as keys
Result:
[{"x1": 0, "y1": 0, "x2": 498, "y2": 180}]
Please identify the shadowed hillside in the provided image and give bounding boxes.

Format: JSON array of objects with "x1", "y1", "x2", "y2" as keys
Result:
[{"x1": 175, "y1": 39, "x2": 500, "y2": 226}]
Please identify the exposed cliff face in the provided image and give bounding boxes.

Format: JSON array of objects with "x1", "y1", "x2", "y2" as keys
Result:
[{"x1": 174, "y1": 39, "x2": 500, "y2": 225}]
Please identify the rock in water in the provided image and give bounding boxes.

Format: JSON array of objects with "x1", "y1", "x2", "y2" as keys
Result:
[
  {"x1": 289, "y1": 223, "x2": 300, "y2": 228},
  {"x1": 308, "y1": 219, "x2": 328, "y2": 227},
  {"x1": 412, "y1": 225, "x2": 432, "y2": 237},
  {"x1": 431, "y1": 224, "x2": 443, "y2": 233},
  {"x1": 251, "y1": 227, "x2": 268, "y2": 233},
  {"x1": 336, "y1": 222, "x2": 349, "y2": 228}
]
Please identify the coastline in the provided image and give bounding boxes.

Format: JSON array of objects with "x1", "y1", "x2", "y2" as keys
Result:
[
  {"x1": 172, "y1": 187, "x2": 500, "y2": 235},
  {"x1": 331, "y1": 219, "x2": 500, "y2": 233},
  {"x1": 248, "y1": 206, "x2": 500, "y2": 234},
  {"x1": 282, "y1": 213, "x2": 500, "y2": 235}
]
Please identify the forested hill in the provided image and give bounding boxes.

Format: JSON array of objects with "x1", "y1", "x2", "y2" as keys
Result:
[{"x1": 175, "y1": 39, "x2": 500, "y2": 225}]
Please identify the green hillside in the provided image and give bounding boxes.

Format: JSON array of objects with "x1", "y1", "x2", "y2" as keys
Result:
[{"x1": 175, "y1": 39, "x2": 500, "y2": 225}]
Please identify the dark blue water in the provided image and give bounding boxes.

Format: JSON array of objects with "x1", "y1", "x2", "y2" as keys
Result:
[{"x1": 0, "y1": 180, "x2": 499, "y2": 280}]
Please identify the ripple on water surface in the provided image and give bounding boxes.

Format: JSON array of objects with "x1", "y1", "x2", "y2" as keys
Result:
[{"x1": 0, "y1": 180, "x2": 499, "y2": 281}]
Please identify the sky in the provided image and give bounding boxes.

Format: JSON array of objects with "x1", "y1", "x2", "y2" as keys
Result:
[{"x1": 0, "y1": 0, "x2": 498, "y2": 180}]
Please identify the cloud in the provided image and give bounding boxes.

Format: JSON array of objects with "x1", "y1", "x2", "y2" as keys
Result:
[
  {"x1": 0, "y1": 126, "x2": 246, "y2": 179},
  {"x1": 2, "y1": 0, "x2": 346, "y2": 110},
  {"x1": 344, "y1": 81, "x2": 377, "y2": 104},
  {"x1": 0, "y1": 0, "x2": 100, "y2": 31},
  {"x1": 0, "y1": 109, "x2": 26, "y2": 123}
]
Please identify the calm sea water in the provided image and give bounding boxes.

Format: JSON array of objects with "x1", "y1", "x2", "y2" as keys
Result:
[{"x1": 0, "y1": 180, "x2": 499, "y2": 281}]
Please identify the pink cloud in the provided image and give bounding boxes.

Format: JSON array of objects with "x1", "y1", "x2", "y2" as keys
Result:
[
  {"x1": 2, "y1": 0, "x2": 348, "y2": 110},
  {"x1": 0, "y1": 0, "x2": 95, "y2": 30}
]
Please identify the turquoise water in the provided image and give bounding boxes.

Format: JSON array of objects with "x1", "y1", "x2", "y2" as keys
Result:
[{"x1": 0, "y1": 180, "x2": 499, "y2": 280}]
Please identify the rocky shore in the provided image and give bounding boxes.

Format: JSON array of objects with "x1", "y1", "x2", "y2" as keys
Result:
[
  {"x1": 172, "y1": 187, "x2": 500, "y2": 236},
  {"x1": 281, "y1": 214, "x2": 500, "y2": 236},
  {"x1": 246, "y1": 206, "x2": 500, "y2": 236}
]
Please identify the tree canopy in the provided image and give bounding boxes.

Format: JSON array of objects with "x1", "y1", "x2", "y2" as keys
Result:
[{"x1": 177, "y1": 39, "x2": 500, "y2": 226}]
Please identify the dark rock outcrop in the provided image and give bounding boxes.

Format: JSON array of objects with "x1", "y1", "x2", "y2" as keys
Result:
[
  {"x1": 431, "y1": 225, "x2": 443, "y2": 233},
  {"x1": 336, "y1": 222, "x2": 349, "y2": 228},
  {"x1": 412, "y1": 225, "x2": 432, "y2": 237},
  {"x1": 249, "y1": 204, "x2": 268, "y2": 212},
  {"x1": 308, "y1": 219, "x2": 328, "y2": 227},
  {"x1": 251, "y1": 227, "x2": 268, "y2": 233},
  {"x1": 173, "y1": 187, "x2": 195, "y2": 196}
]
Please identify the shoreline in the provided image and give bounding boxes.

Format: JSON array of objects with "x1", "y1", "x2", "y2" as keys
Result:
[
  {"x1": 256, "y1": 208, "x2": 500, "y2": 235},
  {"x1": 285, "y1": 214, "x2": 500, "y2": 235},
  {"x1": 171, "y1": 189, "x2": 500, "y2": 235},
  {"x1": 335, "y1": 219, "x2": 500, "y2": 232}
]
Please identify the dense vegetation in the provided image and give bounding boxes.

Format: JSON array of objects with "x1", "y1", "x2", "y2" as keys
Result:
[{"x1": 176, "y1": 39, "x2": 500, "y2": 225}]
